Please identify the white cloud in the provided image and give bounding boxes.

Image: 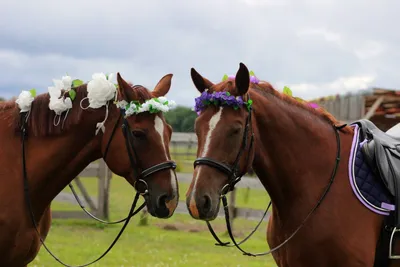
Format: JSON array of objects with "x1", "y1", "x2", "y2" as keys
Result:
[
  {"x1": 276, "y1": 74, "x2": 376, "y2": 100},
  {"x1": 296, "y1": 28, "x2": 344, "y2": 48},
  {"x1": 0, "y1": 0, "x2": 399, "y2": 107},
  {"x1": 238, "y1": 0, "x2": 290, "y2": 6}
]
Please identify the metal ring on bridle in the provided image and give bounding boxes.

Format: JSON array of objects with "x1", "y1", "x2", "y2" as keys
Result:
[
  {"x1": 134, "y1": 179, "x2": 149, "y2": 196},
  {"x1": 220, "y1": 184, "x2": 231, "y2": 197}
]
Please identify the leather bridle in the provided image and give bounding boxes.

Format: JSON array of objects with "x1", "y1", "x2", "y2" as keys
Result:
[
  {"x1": 19, "y1": 103, "x2": 176, "y2": 266},
  {"x1": 194, "y1": 96, "x2": 254, "y2": 195},
  {"x1": 193, "y1": 93, "x2": 344, "y2": 257}
]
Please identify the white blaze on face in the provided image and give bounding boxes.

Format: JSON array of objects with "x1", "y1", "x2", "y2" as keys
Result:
[
  {"x1": 192, "y1": 107, "x2": 224, "y2": 195},
  {"x1": 154, "y1": 115, "x2": 178, "y2": 196}
]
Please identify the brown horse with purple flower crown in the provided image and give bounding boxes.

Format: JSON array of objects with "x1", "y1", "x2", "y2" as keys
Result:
[
  {"x1": 185, "y1": 62, "x2": 400, "y2": 266},
  {"x1": 0, "y1": 72, "x2": 179, "y2": 267}
]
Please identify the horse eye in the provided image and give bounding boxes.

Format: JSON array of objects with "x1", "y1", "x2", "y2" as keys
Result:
[
  {"x1": 229, "y1": 126, "x2": 242, "y2": 136},
  {"x1": 132, "y1": 130, "x2": 146, "y2": 139}
]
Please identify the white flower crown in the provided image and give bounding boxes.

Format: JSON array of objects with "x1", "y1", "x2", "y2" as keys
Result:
[
  {"x1": 15, "y1": 72, "x2": 177, "y2": 134},
  {"x1": 116, "y1": 96, "x2": 177, "y2": 118}
]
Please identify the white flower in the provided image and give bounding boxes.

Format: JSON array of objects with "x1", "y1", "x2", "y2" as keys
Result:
[
  {"x1": 125, "y1": 102, "x2": 137, "y2": 117},
  {"x1": 122, "y1": 97, "x2": 177, "y2": 117},
  {"x1": 115, "y1": 100, "x2": 128, "y2": 109},
  {"x1": 157, "y1": 96, "x2": 168, "y2": 104},
  {"x1": 48, "y1": 80, "x2": 73, "y2": 115},
  {"x1": 48, "y1": 85, "x2": 62, "y2": 99},
  {"x1": 52, "y1": 79, "x2": 64, "y2": 91},
  {"x1": 87, "y1": 73, "x2": 116, "y2": 108},
  {"x1": 138, "y1": 102, "x2": 150, "y2": 113},
  {"x1": 62, "y1": 75, "x2": 72, "y2": 91},
  {"x1": 15, "y1": 91, "x2": 34, "y2": 113},
  {"x1": 49, "y1": 97, "x2": 72, "y2": 115}
]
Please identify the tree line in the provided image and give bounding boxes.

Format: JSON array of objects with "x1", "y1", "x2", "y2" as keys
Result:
[{"x1": 164, "y1": 106, "x2": 196, "y2": 132}]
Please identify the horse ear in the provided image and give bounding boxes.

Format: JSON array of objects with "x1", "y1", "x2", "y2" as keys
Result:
[
  {"x1": 116, "y1": 72, "x2": 130, "y2": 100},
  {"x1": 190, "y1": 68, "x2": 214, "y2": 93},
  {"x1": 152, "y1": 74, "x2": 173, "y2": 97},
  {"x1": 235, "y1": 63, "x2": 250, "y2": 95}
]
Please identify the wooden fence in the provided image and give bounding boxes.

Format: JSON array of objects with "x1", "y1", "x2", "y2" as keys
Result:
[
  {"x1": 53, "y1": 133, "x2": 269, "y2": 222},
  {"x1": 53, "y1": 160, "x2": 112, "y2": 220},
  {"x1": 311, "y1": 87, "x2": 400, "y2": 131}
]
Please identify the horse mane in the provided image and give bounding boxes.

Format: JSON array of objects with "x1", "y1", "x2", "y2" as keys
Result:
[
  {"x1": 0, "y1": 82, "x2": 155, "y2": 138},
  {"x1": 211, "y1": 80, "x2": 353, "y2": 134},
  {"x1": 0, "y1": 85, "x2": 88, "y2": 137}
]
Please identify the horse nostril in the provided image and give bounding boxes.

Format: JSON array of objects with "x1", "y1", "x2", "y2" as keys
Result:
[
  {"x1": 157, "y1": 194, "x2": 169, "y2": 209},
  {"x1": 202, "y1": 194, "x2": 212, "y2": 214}
]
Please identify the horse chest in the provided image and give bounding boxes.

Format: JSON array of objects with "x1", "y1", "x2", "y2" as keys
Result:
[
  {"x1": 0, "y1": 225, "x2": 40, "y2": 266},
  {"x1": 0, "y1": 210, "x2": 39, "y2": 265}
]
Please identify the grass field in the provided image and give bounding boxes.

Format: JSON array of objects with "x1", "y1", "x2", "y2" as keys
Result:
[{"x1": 31, "y1": 175, "x2": 277, "y2": 267}]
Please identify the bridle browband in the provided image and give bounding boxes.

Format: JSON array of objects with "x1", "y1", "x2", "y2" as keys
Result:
[
  {"x1": 194, "y1": 93, "x2": 343, "y2": 257},
  {"x1": 19, "y1": 101, "x2": 176, "y2": 267}
]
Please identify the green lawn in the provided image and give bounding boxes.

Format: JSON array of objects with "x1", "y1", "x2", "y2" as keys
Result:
[{"x1": 32, "y1": 176, "x2": 276, "y2": 267}]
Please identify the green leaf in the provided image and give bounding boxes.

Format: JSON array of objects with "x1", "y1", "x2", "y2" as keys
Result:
[
  {"x1": 283, "y1": 86, "x2": 292, "y2": 97},
  {"x1": 249, "y1": 70, "x2": 255, "y2": 76},
  {"x1": 69, "y1": 89, "x2": 76, "y2": 101},
  {"x1": 222, "y1": 74, "x2": 229, "y2": 81},
  {"x1": 29, "y1": 89, "x2": 37, "y2": 97},
  {"x1": 72, "y1": 79, "x2": 84, "y2": 87},
  {"x1": 294, "y1": 96, "x2": 305, "y2": 103},
  {"x1": 246, "y1": 99, "x2": 253, "y2": 111},
  {"x1": 226, "y1": 92, "x2": 231, "y2": 96}
]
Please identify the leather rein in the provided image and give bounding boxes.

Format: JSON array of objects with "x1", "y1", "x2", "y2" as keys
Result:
[
  {"x1": 193, "y1": 93, "x2": 344, "y2": 257},
  {"x1": 19, "y1": 105, "x2": 176, "y2": 267}
]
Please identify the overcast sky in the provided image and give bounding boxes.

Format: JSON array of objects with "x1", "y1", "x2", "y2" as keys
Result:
[{"x1": 1, "y1": 0, "x2": 398, "y2": 107}]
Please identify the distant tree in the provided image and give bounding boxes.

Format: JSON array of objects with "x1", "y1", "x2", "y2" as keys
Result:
[
  {"x1": 0, "y1": 97, "x2": 4, "y2": 102},
  {"x1": 164, "y1": 106, "x2": 197, "y2": 132}
]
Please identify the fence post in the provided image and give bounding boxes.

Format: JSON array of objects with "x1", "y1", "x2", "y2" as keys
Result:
[
  {"x1": 229, "y1": 188, "x2": 236, "y2": 229},
  {"x1": 97, "y1": 160, "x2": 107, "y2": 220}
]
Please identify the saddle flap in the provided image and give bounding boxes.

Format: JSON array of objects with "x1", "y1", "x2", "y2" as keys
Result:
[{"x1": 368, "y1": 138, "x2": 400, "y2": 196}]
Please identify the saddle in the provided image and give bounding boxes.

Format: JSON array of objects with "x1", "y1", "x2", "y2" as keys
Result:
[
  {"x1": 353, "y1": 119, "x2": 400, "y2": 197},
  {"x1": 352, "y1": 119, "x2": 400, "y2": 261}
]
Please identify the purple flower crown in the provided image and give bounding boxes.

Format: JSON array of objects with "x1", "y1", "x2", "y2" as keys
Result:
[
  {"x1": 194, "y1": 90, "x2": 253, "y2": 115},
  {"x1": 193, "y1": 71, "x2": 319, "y2": 116}
]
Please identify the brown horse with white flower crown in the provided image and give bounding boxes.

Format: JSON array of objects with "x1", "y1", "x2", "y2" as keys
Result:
[
  {"x1": 185, "y1": 62, "x2": 400, "y2": 266},
  {"x1": 0, "y1": 72, "x2": 179, "y2": 267}
]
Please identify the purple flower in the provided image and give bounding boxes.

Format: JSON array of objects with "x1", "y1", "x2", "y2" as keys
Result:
[
  {"x1": 193, "y1": 91, "x2": 252, "y2": 115},
  {"x1": 308, "y1": 102, "x2": 319, "y2": 109},
  {"x1": 250, "y1": 76, "x2": 259, "y2": 84}
]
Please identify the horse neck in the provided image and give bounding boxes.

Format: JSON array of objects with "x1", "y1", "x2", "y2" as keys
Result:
[
  {"x1": 250, "y1": 90, "x2": 341, "y2": 219},
  {"x1": 24, "y1": 104, "x2": 115, "y2": 218},
  {"x1": 32, "y1": 138, "x2": 103, "y2": 217}
]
